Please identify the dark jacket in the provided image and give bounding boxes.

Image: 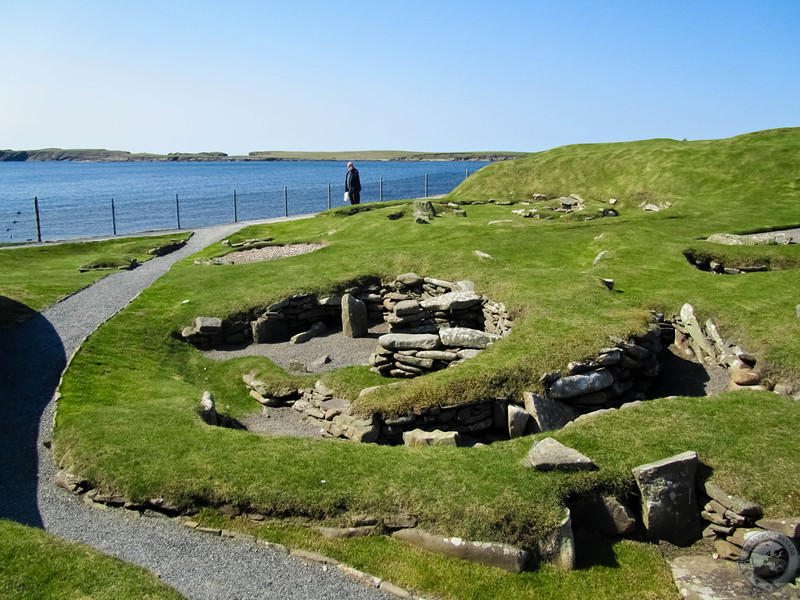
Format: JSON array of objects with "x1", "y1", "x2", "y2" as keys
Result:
[{"x1": 345, "y1": 168, "x2": 361, "y2": 193}]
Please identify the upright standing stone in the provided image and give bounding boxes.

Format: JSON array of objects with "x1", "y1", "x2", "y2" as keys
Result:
[
  {"x1": 341, "y1": 293, "x2": 368, "y2": 338},
  {"x1": 200, "y1": 391, "x2": 217, "y2": 426},
  {"x1": 536, "y1": 509, "x2": 576, "y2": 571},
  {"x1": 632, "y1": 451, "x2": 701, "y2": 545},
  {"x1": 523, "y1": 392, "x2": 579, "y2": 432},
  {"x1": 507, "y1": 405, "x2": 530, "y2": 439}
]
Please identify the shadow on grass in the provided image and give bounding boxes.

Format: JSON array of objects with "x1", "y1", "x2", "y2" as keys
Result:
[
  {"x1": 0, "y1": 297, "x2": 66, "y2": 528},
  {"x1": 0, "y1": 295, "x2": 37, "y2": 329},
  {"x1": 574, "y1": 529, "x2": 620, "y2": 569}
]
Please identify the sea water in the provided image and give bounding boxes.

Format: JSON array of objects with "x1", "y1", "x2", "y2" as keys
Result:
[{"x1": 0, "y1": 160, "x2": 490, "y2": 242}]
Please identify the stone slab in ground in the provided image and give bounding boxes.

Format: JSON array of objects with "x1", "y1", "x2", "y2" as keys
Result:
[{"x1": 670, "y1": 555, "x2": 799, "y2": 600}]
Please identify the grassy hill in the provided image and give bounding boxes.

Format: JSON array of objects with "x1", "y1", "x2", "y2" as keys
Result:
[{"x1": 39, "y1": 127, "x2": 800, "y2": 599}]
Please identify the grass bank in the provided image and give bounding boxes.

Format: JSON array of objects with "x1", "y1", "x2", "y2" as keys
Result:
[
  {"x1": 0, "y1": 233, "x2": 191, "y2": 327},
  {"x1": 48, "y1": 128, "x2": 800, "y2": 599},
  {"x1": 0, "y1": 520, "x2": 184, "y2": 600}
]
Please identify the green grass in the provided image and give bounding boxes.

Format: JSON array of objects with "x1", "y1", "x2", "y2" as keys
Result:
[
  {"x1": 195, "y1": 510, "x2": 677, "y2": 600},
  {"x1": 48, "y1": 128, "x2": 800, "y2": 599},
  {"x1": 0, "y1": 233, "x2": 191, "y2": 326},
  {"x1": 0, "y1": 520, "x2": 184, "y2": 600}
]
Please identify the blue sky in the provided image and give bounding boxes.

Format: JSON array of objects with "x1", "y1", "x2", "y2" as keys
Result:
[{"x1": 1, "y1": 1, "x2": 797, "y2": 154}]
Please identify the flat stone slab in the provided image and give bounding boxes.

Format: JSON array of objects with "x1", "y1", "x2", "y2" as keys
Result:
[
  {"x1": 378, "y1": 333, "x2": 440, "y2": 351},
  {"x1": 420, "y1": 290, "x2": 482, "y2": 311},
  {"x1": 522, "y1": 437, "x2": 597, "y2": 471},
  {"x1": 548, "y1": 368, "x2": 614, "y2": 400},
  {"x1": 670, "y1": 555, "x2": 799, "y2": 600},
  {"x1": 439, "y1": 327, "x2": 499, "y2": 349},
  {"x1": 705, "y1": 481, "x2": 763, "y2": 518},
  {"x1": 392, "y1": 528, "x2": 531, "y2": 573}
]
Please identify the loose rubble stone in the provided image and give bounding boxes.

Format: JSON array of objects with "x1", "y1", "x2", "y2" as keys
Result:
[
  {"x1": 523, "y1": 437, "x2": 597, "y2": 471},
  {"x1": 704, "y1": 482, "x2": 763, "y2": 518},
  {"x1": 755, "y1": 517, "x2": 800, "y2": 538},
  {"x1": 290, "y1": 321, "x2": 327, "y2": 344}
]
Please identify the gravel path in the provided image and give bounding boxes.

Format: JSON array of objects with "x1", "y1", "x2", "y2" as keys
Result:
[{"x1": 0, "y1": 216, "x2": 389, "y2": 600}]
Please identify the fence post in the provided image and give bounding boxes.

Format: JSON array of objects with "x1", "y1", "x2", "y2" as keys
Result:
[
  {"x1": 284, "y1": 186, "x2": 288, "y2": 217},
  {"x1": 233, "y1": 190, "x2": 238, "y2": 223},
  {"x1": 176, "y1": 194, "x2": 181, "y2": 229},
  {"x1": 328, "y1": 183, "x2": 331, "y2": 210},
  {"x1": 379, "y1": 177, "x2": 383, "y2": 202},
  {"x1": 425, "y1": 173, "x2": 428, "y2": 198},
  {"x1": 111, "y1": 198, "x2": 117, "y2": 235},
  {"x1": 33, "y1": 196, "x2": 42, "y2": 242}
]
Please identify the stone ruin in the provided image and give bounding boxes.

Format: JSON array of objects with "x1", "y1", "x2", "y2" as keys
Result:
[{"x1": 180, "y1": 272, "x2": 514, "y2": 379}]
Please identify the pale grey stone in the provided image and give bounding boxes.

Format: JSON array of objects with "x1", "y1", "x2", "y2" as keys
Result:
[
  {"x1": 195, "y1": 316, "x2": 222, "y2": 333},
  {"x1": 392, "y1": 528, "x2": 531, "y2": 573},
  {"x1": 439, "y1": 327, "x2": 500, "y2": 349},
  {"x1": 413, "y1": 199, "x2": 437, "y2": 219},
  {"x1": 523, "y1": 392, "x2": 579, "y2": 432},
  {"x1": 378, "y1": 333, "x2": 440, "y2": 351},
  {"x1": 547, "y1": 369, "x2": 614, "y2": 400},
  {"x1": 415, "y1": 350, "x2": 459, "y2": 361},
  {"x1": 420, "y1": 291, "x2": 482, "y2": 311},
  {"x1": 423, "y1": 276, "x2": 454, "y2": 290},
  {"x1": 507, "y1": 404, "x2": 530, "y2": 439},
  {"x1": 632, "y1": 451, "x2": 701, "y2": 545},
  {"x1": 704, "y1": 482, "x2": 762, "y2": 518},
  {"x1": 536, "y1": 509, "x2": 575, "y2": 570},
  {"x1": 393, "y1": 299, "x2": 423, "y2": 316},
  {"x1": 200, "y1": 391, "x2": 217, "y2": 425},
  {"x1": 593, "y1": 250, "x2": 609, "y2": 266},
  {"x1": 680, "y1": 303, "x2": 718, "y2": 362},
  {"x1": 402, "y1": 429, "x2": 459, "y2": 447},
  {"x1": 395, "y1": 354, "x2": 434, "y2": 369},
  {"x1": 523, "y1": 437, "x2": 596, "y2": 471},
  {"x1": 395, "y1": 272, "x2": 423, "y2": 286},
  {"x1": 341, "y1": 293, "x2": 368, "y2": 338}
]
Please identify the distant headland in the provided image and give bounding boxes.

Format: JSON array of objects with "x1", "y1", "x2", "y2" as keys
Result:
[{"x1": 0, "y1": 148, "x2": 528, "y2": 163}]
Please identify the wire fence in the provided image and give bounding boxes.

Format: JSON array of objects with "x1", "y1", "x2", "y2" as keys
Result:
[{"x1": 1, "y1": 169, "x2": 476, "y2": 243}]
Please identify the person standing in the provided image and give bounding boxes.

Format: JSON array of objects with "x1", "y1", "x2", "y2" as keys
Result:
[{"x1": 345, "y1": 162, "x2": 361, "y2": 205}]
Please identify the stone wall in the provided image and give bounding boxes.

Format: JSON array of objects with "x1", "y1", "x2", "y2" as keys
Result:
[
  {"x1": 181, "y1": 273, "x2": 513, "y2": 380},
  {"x1": 369, "y1": 272, "x2": 512, "y2": 377},
  {"x1": 670, "y1": 302, "x2": 796, "y2": 396},
  {"x1": 534, "y1": 322, "x2": 665, "y2": 417}
]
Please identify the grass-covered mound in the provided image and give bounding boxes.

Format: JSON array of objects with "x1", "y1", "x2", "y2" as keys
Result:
[
  {"x1": 0, "y1": 233, "x2": 191, "y2": 327},
  {"x1": 50, "y1": 128, "x2": 800, "y2": 597},
  {"x1": 0, "y1": 520, "x2": 184, "y2": 600}
]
